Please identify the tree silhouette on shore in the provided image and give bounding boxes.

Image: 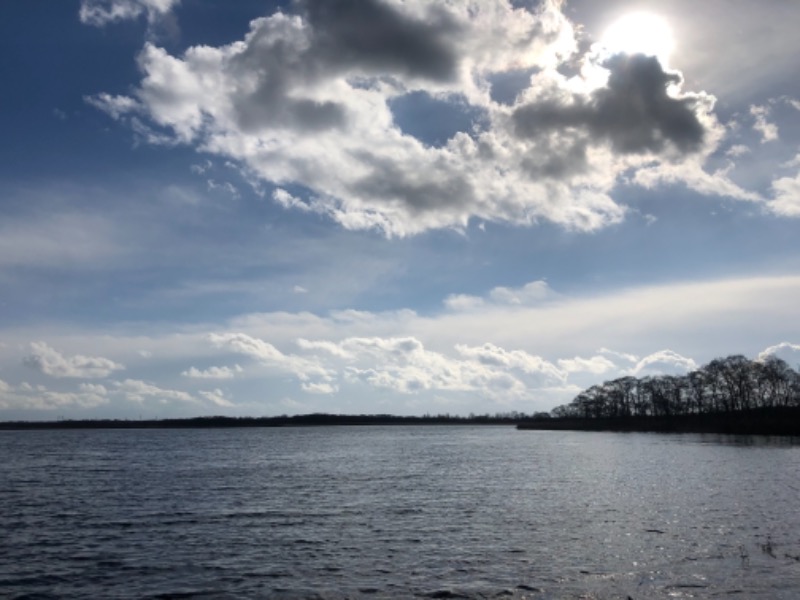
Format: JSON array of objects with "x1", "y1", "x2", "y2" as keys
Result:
[{"x1": 549, "y1": 354, "x2": 800, "y2": 420}]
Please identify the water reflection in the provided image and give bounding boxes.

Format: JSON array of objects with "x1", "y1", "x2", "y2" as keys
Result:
[{"x1": 692, "y1": 433, "x2": 800, "y2": 447}]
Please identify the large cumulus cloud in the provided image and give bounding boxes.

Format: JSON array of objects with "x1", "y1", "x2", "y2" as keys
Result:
[{"x1": 86, "y1": 0, "x2": 727, "y2": 236}]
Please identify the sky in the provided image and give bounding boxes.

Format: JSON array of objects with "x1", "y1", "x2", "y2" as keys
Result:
[{"x1": 1, "y1": 0, "x2": 800, "y2": 420}]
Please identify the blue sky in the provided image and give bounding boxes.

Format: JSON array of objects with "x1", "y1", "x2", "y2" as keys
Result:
[{"x1": 2, "y1": 0, "x2": 800, "y2": 420}]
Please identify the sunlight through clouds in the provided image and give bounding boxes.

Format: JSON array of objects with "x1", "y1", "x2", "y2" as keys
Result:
[
  {"x1": 83, "y1": 0, "x2": 733, "y2": 237},
  {"x1": 599, "y1": 12, "x2": 674, "y2": 65}
]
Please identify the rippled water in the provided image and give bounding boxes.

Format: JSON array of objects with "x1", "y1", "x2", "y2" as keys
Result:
[{"x1": 2, "y1": 426, "x2": 800, "y2": 599}]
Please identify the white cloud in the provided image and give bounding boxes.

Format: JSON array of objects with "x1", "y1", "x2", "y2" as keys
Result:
[
  {"x1": 190, "y1": 160, "x2": 212, "y2": 175},
  {"x1": 757, "y1": 342, "x2": 800, "y2": 365},
  {"x1": 557, "y1": 355, "x2": 616, "y2": 375},
  {"x1": 750, "y1": 104, "x2": 779, "y2": 143},
  {"x1": 488, "y1": 280, "x2": 556, "y2": 305},
  {"x1": 769, "y1": 169, "x2": 800, "y2": 217},
  {"x1": 301, "y1": 382, "x2": 338, "y2": 395},
  {"x1": 445, "y1": 279, "x2": 555, "y2": 311},
  {"x1": 23, "y1": 342, "x2": 124, "y2": 379},
  {"x1": 206, "y1": 179, "x2": 239, "y2": 198},
  {"x1": 0, "y1": 381, "x2": 109, "y2": 410},
  {"x1": 342, "y1": 347, "x2": 522, "y2": 396},
  {"x1": 273, "y1": 189, "x2": 313, "y2": 213},
  {"x1": 209, "y1": 332, "x2": 334, "y2": 384},
  {"x1": 632, "y1": 160, "x2": 762, "y2": 203},
  {"x1": 113, "y1": 379, "x2": 195, "y2": 404},
  {"x1": 630, "y1": 350, "x2": 697, "y2": 376},
  {"x1": 182, "y1": 365, "x2": 242, "y2": 379},
  {"x1": 79, "y1": 383, "x2": 108, "y2": 395},
  {"x1": 725, "y1": 144, "x2": 750, "y2": 158},
  {"x1": 79, "y1": 0, "x2": 179, "y2": 26},
  {"x1": 598, "y1": 348, "x2": 639, "y2": 364},
  {"x1": 84, "y1": 93, "x2": 142, "y2": 120},
  {"x1": 198, "y1": 388, "x2": 235, "y2": 407},
  {"x1": 296, "y1": 338, "x2": 354, "y2": 359},
  {"x1": 782, "y1": 155, "x2": 800, "y2": 170},
  {"x1": 443, "y1": 293, "x2": 485, "y2": 312},
  {"x1": 84, "y1": 0, "x2": 739, "y2": 237},
  {"x1": 456, "y1": 343, "x2": 563, "y2": 380},
  {"x1": 294, "y1": 336, "x2": 561, "y2": 400}
]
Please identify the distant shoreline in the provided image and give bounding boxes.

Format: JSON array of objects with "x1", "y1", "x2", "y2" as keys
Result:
[
  {"x1": 517, "y1": 406, "x2": 800, "y2": 437},
  {"x1": 0, "y1": 413, "x2": 523, "y2": 431},
  {"x1": 5, "y1": 407, "x2": 800, "y2": 435}
]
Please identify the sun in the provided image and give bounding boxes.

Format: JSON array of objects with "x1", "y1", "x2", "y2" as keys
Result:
[{"x1": 600, "y1": 12, "x2": 674, "y2": 64}]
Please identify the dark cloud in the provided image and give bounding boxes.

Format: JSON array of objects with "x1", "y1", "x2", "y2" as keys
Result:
[
  {"x1": 229, "y1": 0, "x2": 464, "y2": 133},
  {"x1": 520, "y1": 136, "x2": 589, "y2": 179},
  {"x1": 593, "y1": 54, "x2": 706, "y2": 153},
  {"x1": 234, "y1": 91, "x2": 346, "y2": 133},
  {"x1": 513, "y1": 54, "x2": 707, "y2": 161},
  {"x1": 352, "y1": 153, "x2": 474, "y2": 215},
  {"x1": 228, "y1": 19, "x2": 347, "y2": 133},
  {"x1": 300, "y1": 0, "x2": 461, "y2": 82}
]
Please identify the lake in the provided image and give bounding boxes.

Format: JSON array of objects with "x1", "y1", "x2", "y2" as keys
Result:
[{"x1": 2, "y1": 426, "x2": 799, "y2": 599}]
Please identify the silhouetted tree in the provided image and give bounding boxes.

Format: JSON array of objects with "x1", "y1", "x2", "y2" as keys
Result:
[{"x1": 549, "y1": 354, "x2": 800, "y2": 422}]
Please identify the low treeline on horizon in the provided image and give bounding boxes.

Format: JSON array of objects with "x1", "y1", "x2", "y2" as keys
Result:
[{"x1": 0, "y1": 412, "x2": 537, "y2": 430}]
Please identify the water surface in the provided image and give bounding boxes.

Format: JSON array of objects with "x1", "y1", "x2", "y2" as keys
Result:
[{"x1": 2, "y1": 426, "x2": 799, "y2": 598}]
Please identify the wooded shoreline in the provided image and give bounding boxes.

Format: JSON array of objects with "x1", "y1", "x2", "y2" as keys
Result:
[
  {"x1": 517, "y1": 406, "x2": 800, "y2": 436},
  {"x1": 4, "y1": 407, "x2": 800, "y2": 436}
]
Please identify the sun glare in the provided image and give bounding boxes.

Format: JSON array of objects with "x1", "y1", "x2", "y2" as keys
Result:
[{"x1": 600, "y1": 12, "x2": 674, "y2": 64}]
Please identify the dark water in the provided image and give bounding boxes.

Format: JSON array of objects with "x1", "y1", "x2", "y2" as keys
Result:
[{"x1": 2, "y1": 426, "x2": 800, "y2": 599}]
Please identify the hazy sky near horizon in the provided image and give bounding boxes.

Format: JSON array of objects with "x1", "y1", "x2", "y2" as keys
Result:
[{"x1": 2, "y1": 0, "x2": 800, "y2": 420}]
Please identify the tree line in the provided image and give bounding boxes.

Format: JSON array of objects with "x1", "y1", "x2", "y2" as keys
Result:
[
  {"x1": 0, "y1": 411, "x2": 549, "y2": 430},
  {"x1": 549, "y1": 354, "x2": 800, "y2": 420}
]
